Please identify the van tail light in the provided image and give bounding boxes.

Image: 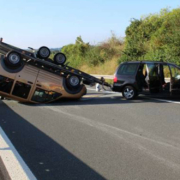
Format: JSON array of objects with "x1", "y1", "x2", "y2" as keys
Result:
[{"x1": 113, "y1": 76, "x2": 118, "y2": 83}]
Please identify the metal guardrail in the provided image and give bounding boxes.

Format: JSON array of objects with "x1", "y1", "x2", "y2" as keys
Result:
[
  {"x1": 92, "y1": 75, "x2": 171, "y2": 82},
  {"x1": 91, "y1": 74, "x2": 114, "y2": 79}
]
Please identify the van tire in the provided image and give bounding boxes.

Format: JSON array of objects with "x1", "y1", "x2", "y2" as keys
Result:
[
  {"x1": 54, "y1": 53, "x2": 66, "y2": 65},
  {"x1": 5, "y1": 51, "x2": 22, "y2": 68},
  {"x1": 122, "y1": 85, "x2": 137, "y2": 100},
  {"x1": 37, "y1": 46, "x2": 51, "y2": 59},
  {"x1": 66, "y1": 75, "x2": 81, "y2": 90}
]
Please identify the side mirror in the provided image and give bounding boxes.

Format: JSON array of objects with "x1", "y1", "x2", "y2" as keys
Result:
[{"x1": 0, "y1": 37, "x2": 3, "y2": 42}]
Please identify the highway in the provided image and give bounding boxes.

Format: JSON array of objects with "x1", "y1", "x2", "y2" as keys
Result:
[{"x1": 0, "y1": 87, "x2": 180, "y2": 180}]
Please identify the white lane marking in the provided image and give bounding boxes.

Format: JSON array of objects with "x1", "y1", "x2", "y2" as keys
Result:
[
  {"x1": 0, "y1": 127, "x2": 37, "y2": 180},
  {"x1": 87, "y1": 88, "x2": 118, "y2": 94},
  {"x1": 147, "y1": 98, "x2": 180, "y2": 105},
  {"x1": 88, "y1": 88, "x2": 180, "y2": 104}
]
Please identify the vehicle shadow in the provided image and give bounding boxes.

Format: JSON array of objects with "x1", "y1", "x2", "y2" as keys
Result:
[
  {"x1": 23, "y1": 94, "x2": 180, "y2": 107},
  {"x1": 0, "y1": 101, "x2": 106, "y2": 180}
]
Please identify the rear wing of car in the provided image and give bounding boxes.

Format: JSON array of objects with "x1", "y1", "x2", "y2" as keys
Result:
[{"x1": 0, "y1": 39, "x2": 111, "y2": 88}]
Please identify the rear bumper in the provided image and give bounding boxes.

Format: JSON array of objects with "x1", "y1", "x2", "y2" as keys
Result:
[{"x1": 112, "y1": 83, "x2": 123, "y2": 92}]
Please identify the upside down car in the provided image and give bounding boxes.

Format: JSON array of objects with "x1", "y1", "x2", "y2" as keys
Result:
[{"x1": 0, "y1": 38, "x2": 110, "y2": 103}]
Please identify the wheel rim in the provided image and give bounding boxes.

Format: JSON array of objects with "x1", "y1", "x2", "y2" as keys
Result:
[
  {"x1": 9, "y1": 53, "x2": 20, "y2": 64},
  {"x1": 69, "y1": 76, "x2": 80, "y2": 86},
  {"x1": 39, "y1": 48, "x2": 49, "y2": 58},
  {"x1": 56, "y1": 54, "x2": 65, "y2": 64},
  {"x1": 124, "y1": 87, "x2": 134, "y2": 99}
]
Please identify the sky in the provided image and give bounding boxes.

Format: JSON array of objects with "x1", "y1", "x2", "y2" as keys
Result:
[{"x1": 0, "y1": 0, "x2": 179, "y2": 48}]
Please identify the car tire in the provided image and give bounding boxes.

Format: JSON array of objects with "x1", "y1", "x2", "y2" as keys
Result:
[
  {"x1": 5, "y1": 51, "x2": 22, "y2": 68},
  {"x1": 66, "y1": 75, "x2": 81, "y2": 90},
  {"x1": 37, "y1": 46, "x2": 51, "y2": 59},
  {"x1": 53, "y1": 53, "x2": 66, "y2": 65},
  {"x1": 122, "y1": 85, "x2": 137, "y2": 100}
]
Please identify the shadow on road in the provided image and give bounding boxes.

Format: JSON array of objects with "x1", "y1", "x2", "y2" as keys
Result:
[
  {"x1": 21, "y1": 94, "x2": 180, "y2": 108},
  {"x1": 0, "y1": 101, "x2": 106, "y2": 180}
]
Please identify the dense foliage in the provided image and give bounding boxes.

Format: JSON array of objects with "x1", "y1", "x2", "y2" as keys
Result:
[
  {"x1": 52, "y1": 34, "x2": 123, "y2": 69},
  {"x1": 120, "y1": 8, "x2": 180, "y2": 65},
  {"x1": 50, "y1": 7, "x2": 180, "y2": 73}
]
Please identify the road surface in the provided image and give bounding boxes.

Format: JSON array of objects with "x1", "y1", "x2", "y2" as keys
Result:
[{"x1": 0, "y1": 87, "x2": 180, "y2": 180}]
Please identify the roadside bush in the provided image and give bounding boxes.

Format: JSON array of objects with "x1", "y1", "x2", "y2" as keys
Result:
[
  {"x1": 85, "y1": 46, "x2": 104, "y2": 66},
  {"x1": 120, "y1": 7, "x2": 180, "y2": 65}
]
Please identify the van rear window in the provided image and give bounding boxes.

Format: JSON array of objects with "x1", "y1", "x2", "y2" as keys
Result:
[{"x1": 117, "y1": 64, "x2": 138, "y2": 75}]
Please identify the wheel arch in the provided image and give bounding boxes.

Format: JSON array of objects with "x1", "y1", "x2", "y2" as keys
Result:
[{"x1": 121, "y1": 83, "x2": 138, "y2": 92}]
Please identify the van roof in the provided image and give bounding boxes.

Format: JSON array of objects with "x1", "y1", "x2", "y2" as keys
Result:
[{"x1": 122, "y1": 61, "x2": 177, "y2": 66}]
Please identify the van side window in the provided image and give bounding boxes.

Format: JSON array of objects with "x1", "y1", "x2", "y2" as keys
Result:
[
  {"x1": 0, "y1": 75, "x2": 14, "y2": 94},
  {"x1": 117, "y1": 64, "x2": 138, "y2": 75},
  {"x1": 12, "y1": 81, "x2": 31, "y2": 99},
  {"x1": 31, "y1": 88, "x2": 61, "y2": 103}
]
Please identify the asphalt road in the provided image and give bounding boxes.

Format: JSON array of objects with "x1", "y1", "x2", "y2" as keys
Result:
[{"x1": 0, "y1": 88, "x2": 180, "y2": 180}]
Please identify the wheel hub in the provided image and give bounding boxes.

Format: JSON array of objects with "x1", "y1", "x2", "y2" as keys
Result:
[
  {"x1": 40, "y1": 48, "x2": 49, "y2": 57},
  {"x1": 70, "y1": 76, "x2": 79, "y2": 86},
  {"x1": 9, "y1": 54, "x2": 20, "y2": 64},
  {"x1": 56, "y1": 54, "x2": 65, "y2": 64},
  {"x1": 124, "y1": 88, "x2": 134, "y2": 99}
]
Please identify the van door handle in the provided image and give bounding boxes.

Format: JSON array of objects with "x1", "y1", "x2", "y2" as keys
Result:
[
  {"x1": 27, "y1": 81, "x2": 33, "y2": 84},
  {"x1": 36, "y1": 84, "x2": 42, "y2": 87}
]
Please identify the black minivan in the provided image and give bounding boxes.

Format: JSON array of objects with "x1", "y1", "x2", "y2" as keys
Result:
[{"x1": 112, "y1": 61, "x2": 180, "y2": 99}]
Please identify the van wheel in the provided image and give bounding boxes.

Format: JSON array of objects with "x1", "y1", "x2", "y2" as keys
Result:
[
  {"x1": 54, "y1": 53, "x2": 66, "y2": 65},
  {"x1": 5, "y1": 51, "x2": 22, "y2": 68},
  {"x1": 66, "y1": 75, "x2": 80, "y2": 90},
  {"x1": 37, "y1": 46, "x2": 51, "y2": 59},
  {"x1": 122, "y1": 86, "x2": 137, "y2": 100}
]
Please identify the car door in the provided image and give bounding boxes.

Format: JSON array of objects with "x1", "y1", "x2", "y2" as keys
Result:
[
  {"x1": 11, "y1": 64, "x2": 38, "y2": 100},
  {"x1": 146, "y1": 63, "x2": 161, "y2": 93},
  {"x1": 169, "y1": 64, "x2": 180, "y2": 95},
  {"x1": 136, "y1": 63, "x2": 148, "y2": 91}
]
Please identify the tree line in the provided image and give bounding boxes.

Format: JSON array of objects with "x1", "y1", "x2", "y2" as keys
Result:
[
  {"x1": 51, "y1": 7, "x2": 180, "y2": 69},
  {"x1": 120, "y1": 8, "x2": 180, "y2": 65}
]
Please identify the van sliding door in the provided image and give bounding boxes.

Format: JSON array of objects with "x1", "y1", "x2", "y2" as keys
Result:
[
  {"x1": 12, "y1": 65, "x2": 39, "y2": 100},
  {"x1": 169, "y1": 65, "x2": 180, "y2": 95},
  {"x1": 146, "y1": 63, "x2": 161, "y2": 93}
]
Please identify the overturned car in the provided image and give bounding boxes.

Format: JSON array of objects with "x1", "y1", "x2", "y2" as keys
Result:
[{"x1": 0, "y1": 38, "x2": 110, "y2": 103}]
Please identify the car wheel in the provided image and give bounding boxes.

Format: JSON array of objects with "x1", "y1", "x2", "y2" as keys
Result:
[
  {"x1": 5, "y1": 51, "x2": 22, "y2": 68},
  {"x1": 53, "y1": 53, "x2": 66, "y2": 65},
  {"x1": 37, "y1": 46, "x2": 51, "y2": 59},
  {"x1": 66, "y1": 75, "x2": 81, "y2": 90},
  {"x1": 122, "y1": 85, "x2": 136, "y2": 100}
]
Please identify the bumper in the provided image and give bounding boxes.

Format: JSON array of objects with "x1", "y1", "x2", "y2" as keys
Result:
[{"x1": 112, "y1": 83, "x2": 123, "y2": 92}]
